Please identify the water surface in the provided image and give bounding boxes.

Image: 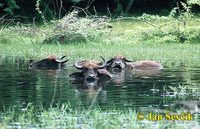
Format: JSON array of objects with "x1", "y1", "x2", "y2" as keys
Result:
[{"x1": 0, "y1": 61, "x2": 200, "y2": 112}]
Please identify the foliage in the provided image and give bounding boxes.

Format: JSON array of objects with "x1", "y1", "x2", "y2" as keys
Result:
[
  {"x1": 43, "y1": 10, "x2": 112, "y2": 43},
  {"x1": 35, "y1": 0, "x2": 46, "y2": 22},
  {"x1": 71, "y1": 0, "x2": 83, "y2": 2},
  {"x1": 1, "y1": 0, "x2": 199, "y2": 19},
  {"x1": 187, "y1": 0, "x2": 200, "y2": 6},
  {"x1": 0, "y1": 0, "x2": 19, "y2": 15},
  {"x1": 0, "y1": 13, "x2": 200, "y2": 63},
  {"x1": 112, "y1": 0, "x2": 134, "y2": 16},
  {"x1": 131, "y1": 2, "x2": 200, "y2": 44},
  {"x1": 164, "y1": 84, "x2": 200, "y2": 98},
  {"x1": 1, "y1": 103, "x2": 199, "y2": 129}
]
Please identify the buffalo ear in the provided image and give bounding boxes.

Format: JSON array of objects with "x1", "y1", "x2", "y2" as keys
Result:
[
  {"x1": 29, "y1": 59, "x2": 34, "y2": 64},
  {"x1": 98, "y1": 69, "x2": 112, "y2": 81},
  {"x1": 28, "y1": 60, "x2": 34, "y2": 68},
  {"x1": 126, "y1": 63, "x2": 134, "y2": 69},
  {"x1": 99, "y1": 73, "x2": 111, "y2": 81},
  {"x1": 106, "y1": 58, "x2": 113, "y2": 64},
  {"x1": 69, "y1": 72, "x2": 83, "y2": 78}
]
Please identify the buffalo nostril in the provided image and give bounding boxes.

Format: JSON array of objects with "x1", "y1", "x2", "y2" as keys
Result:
[
  {"x1": 89, "y1": 74, "x2": 95, "y2": 78},
  {"x1": 115, "y1": 62, "x2": 121, "y2": 65},
  {"x1": 86, "y1": 75, "x2": 96, "y2": 82}
]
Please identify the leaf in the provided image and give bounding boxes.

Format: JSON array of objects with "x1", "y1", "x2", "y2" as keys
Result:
[
  {"x1": 0, "y1": 3, "x2": 4, "y2": 8},
  {"x1": 187, "y1": 0, "x2": 200, "y2": 6},
  {"x1": 3, "y1": 8, "x2": 13, "y2": 15}
]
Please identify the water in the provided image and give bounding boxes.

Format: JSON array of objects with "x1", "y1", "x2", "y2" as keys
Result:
[{"x1": 0, "y1": 61, "x2": 200, "y2": 112}]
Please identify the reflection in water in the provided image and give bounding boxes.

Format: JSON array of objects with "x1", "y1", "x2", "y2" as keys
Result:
[
  {"x1": 109, "y1": 68, "x2": 126, "y2": 85},
  {"x1": 69, "y1": 73, "x2": 110, "y2": 109},
  {"x1": 170, "y1": 100, "x2": 200, "y2": 113},
  {"x1": 139, "y1": 100, "x2": 200, "y2": 115},
  {"x1": 0, "y1": 61, "x2": 200, "y2": 112}
]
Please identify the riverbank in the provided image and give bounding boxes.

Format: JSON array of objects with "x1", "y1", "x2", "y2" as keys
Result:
[
  {"x1": 0, "y1": 15, "x2": 200, "y2": 67},
  {"x1": 0, "y1": 104, "x2": 199, "y2": 129}
]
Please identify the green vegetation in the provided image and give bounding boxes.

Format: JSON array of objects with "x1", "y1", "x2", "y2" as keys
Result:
[
  {"x1": 0, "y1": 4, "x2": 200, "y2": 128},
  {"x1": 0, "y1": 9, "x2": 200, "y2": 67},
  {"x1": 0, "y1": 104, "x2": 199, "y2": 129},
  {"x1": 1, "y1": 0, "x2": 199, "y2": 18},
  {"x1": 43, "y1": 11, "x2": 111, "y2": 43}
]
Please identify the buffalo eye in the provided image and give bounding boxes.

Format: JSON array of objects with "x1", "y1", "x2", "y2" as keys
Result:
[
  {"x1": 94, "y1": 68, "x2": 98, "y2": 72},
  {"x1": 83, "y1": 67, "x2": 88, "y2": 72},
  {"x1": 121, "y1": 60, "x2": 126, "y2": 63}
]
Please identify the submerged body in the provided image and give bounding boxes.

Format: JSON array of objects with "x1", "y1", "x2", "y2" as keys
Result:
[
  {"x1": 129, "y1": 60, "x2": 163, "y2": 71},
  {"x1": 105, "y1": 55, "x2": 163, "y2": 83},
  {"x1": 29, "y1": 55, "x2": 69, "y2": 70},
  {"x1": 106, "y1": 54, "x2": 163, "y2": 70}
]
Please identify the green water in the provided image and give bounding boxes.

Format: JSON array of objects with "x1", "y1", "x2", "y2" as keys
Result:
[{"x1": 0, "y1": 61, "x2": 200, "y2": 112}]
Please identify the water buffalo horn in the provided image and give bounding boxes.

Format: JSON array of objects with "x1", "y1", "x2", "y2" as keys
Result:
[
  {"x1": 74, "y1": 61, "x2": 83, "y2": 69},
  {"x1": 123, "y1": 58, "x2": 132, "y2": 62},
  {"x1": 98, "y1": 56, "x2": 106, "y2": 69},
  {"x1": 55, "y1": 59, "x2": 69, "y2": 63},
  {"x1": 61, "y1": 59, "x2": 69, "y2": 63},
  {"x1": 60, "y1": 56, "x2": 66, "y2": 60}
]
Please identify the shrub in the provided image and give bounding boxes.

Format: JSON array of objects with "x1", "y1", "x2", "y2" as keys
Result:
[
  {"x1": 136, "y1": 2, "x2": 200, "y2": 44},
  {"x1": 43, "y1": 10, "x2": 112, "y2": 43},
  {"x1": 0, "y1": 0, "x2": 19, "y2": 15}
]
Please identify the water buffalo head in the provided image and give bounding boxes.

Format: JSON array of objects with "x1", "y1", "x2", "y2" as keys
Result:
[
  {"x1": 29, "y1": 55, "x2": 69, "y2": 70},
  {"x1": 70, "y1": 57, "x2": 112, "y2": 82},
  {"x1": 106, "y1": 55, "x2": 132, "y2": 69}
]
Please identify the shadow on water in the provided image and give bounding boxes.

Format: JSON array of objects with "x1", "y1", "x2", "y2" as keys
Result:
[{"x1": 0, "y1": 60, "x2": 200, "y2": 113}]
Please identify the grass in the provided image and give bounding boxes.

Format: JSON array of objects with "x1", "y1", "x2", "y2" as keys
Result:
[
  {"x1": 0, "y1": 16, "x2": 200, "y2": 67},
  {"x1": 1, "y1": 41, "x2": 200, "y2": 68},
  {"x1": 0, "y1": 104, "x2": 199, "y2": 129}
]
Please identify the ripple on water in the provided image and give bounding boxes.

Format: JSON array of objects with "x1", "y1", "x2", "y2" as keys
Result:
[{"x1": 0, "y1": 62, "x2": 200, "y2": 111}]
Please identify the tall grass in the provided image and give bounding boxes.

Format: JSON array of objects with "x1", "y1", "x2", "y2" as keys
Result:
[
  {"x1": 0, "y1": 35, "x2": 200, "y2": 67},
  {"x1": 0, "y1": 15, "x2": 199, "y2": 60},
  {"x1": 0, "y1": 104, "x2": 199, "y2": 129},
  {"x1": 0, "y1": 9, "x2": 200, "y2": 67}
]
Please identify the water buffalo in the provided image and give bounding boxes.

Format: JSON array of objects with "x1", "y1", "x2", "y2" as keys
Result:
[
  {"x1": 106, "y1": 55, "x2": 164, "y2": 84},
  {"x1": 106, "y1": 55, "x2": 163, "y2": 70},
  {"x1": 29, "y1": 55, "x2": 69, "y2": 70},
  {"x1": 69, "y1": 57, "x2": 112, "y2": 82},
  {"x1": 106, "y1": 55, "x2": 133, "y2": 69}
]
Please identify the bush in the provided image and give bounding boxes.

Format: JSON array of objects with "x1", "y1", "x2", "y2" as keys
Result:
[
  {"x1": 136, "y1": 2, "x2": 200, "y2": 44},
  {"x1": 0, "y1": 0, "x2": 19, "y2": 15},
  {"x1": 43, "y1": 10, "x2": 112, "y2": 43}
]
